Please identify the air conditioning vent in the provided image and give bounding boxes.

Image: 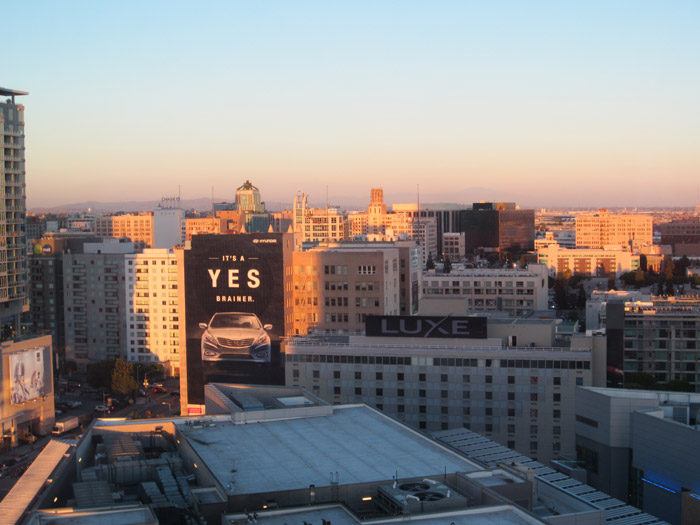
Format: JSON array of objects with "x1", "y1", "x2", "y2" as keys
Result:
[{"x1": 376, "y1": 479, "x2": 467, "y2": 516}]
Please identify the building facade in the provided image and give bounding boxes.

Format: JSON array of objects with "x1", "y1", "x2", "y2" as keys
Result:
[
  {"x1": 125, "y1": 249, "x2": 181, "y2": 375},
  {"x1": 537, "y1": 243, "x2": 640, "y2": 277},
  {"x1": 285, "y1": 334, "x2": 597, "y2": 465},
  {"x1": 575, "y1": 210, "x2": 653, "y2": 249},
  {"x1": 0, "y1": 88, "x2": 29, "y2": 322},
  {"x1": 293, "y1": 193, "x2": 348, "y2": 243},
  {"x1": 63, "y1": 240, "x2": 133, "y2": 370},
  {"x1": 458, "y1": 202, "x2": 535, "y2": 256},
  {"x1": 291, "y1": 245, "x2": 404, "y2": 335},
  {"x1": 421, "y1": 264, "x2": 549, "y2": 316}
]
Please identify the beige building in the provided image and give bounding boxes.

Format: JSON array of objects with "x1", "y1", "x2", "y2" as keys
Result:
[
  {"x1": 185, "y1": 217, "x2": 228, "y2": 240},
  {"x1": 291, "y1": 245, "x2": 405, "y2": 335},
  {"x1": 95, "y1": 213, "x2": 155, "y2": 251},
  {"x1": 125, "y1": 249, "x2": 181, "y2": 376},
  {"x1": 575, "y1": 209, "x2": 653, "y2": 249},
  {"x1": 293, "y1": 193, "x2": 348, "y2": 243},
  {"x1": 421, "y1": 264, "x2": 549, "y2": 316},
  {"x1": 348, "y1": 189, "x2": 438, "y2": 266},
  {"x1": 537, "y1": 243, "x2": 640, "y2": 277}
]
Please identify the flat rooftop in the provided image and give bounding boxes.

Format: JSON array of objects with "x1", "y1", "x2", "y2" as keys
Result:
[
  {"x1": 224, "y1": 503, "x2": 544, "y2": 524},
  {"x1": 181, "y1": 405, "x2": 480, "y2": 495}
]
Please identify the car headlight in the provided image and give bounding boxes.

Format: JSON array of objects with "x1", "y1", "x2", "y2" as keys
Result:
[
  {"x1": 203, "y1": 332, "x2": 218, "y2": 346},
  {"x1": 254, "y1": 332, "x2": 270, "y2": 346}
]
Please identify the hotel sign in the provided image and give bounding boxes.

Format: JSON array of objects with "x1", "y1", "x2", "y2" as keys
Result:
[{"x1": 365, "y1": 315, "x2": 487, "y2": 339}]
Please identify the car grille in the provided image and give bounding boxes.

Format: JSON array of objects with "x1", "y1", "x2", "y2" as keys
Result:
[{"x1": 218, "y1": 337, "x2": 255, "y2": 348}]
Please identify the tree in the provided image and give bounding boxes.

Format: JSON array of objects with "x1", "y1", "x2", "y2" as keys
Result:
[
  {"x1": 608, "y1": 277, "x2": 616, "y2": 290},
  {"x1": 443, "y1": 255, "x2": 452, "y2": 274},
  {"x1": 426, "y1": 252, "x2": 435, "y2": 270},
  {"x1": 576, "y1": 284, "x2": 587, "y2": 309},
  {"x1": 87, "y1": 359, "x2": 116, "y2": 390},
  {"x1": 664, "y1": 256, "x2": 674, "y2": 280},
  {"x1": 64, "y1": 360, "x2": 77, "y2": 377},
  {"x1": 639, "y1": 254, "x2": 648, "y2": 272},
  {"x1": 112, "y1": 358, "x2": 137, "y2": 395},
  {"x1": 553, "y1": 277, "x2": 569, "y2": 310},
  {"x1": 665, "y1": 279, "x2": 675, "y2": 296},
  {"x1": 656, "y1": 282, "x2": 664, "y2": 296}
]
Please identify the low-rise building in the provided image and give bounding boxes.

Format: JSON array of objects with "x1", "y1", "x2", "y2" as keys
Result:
[
  {"x1": 284, "y1": 329, "x2": 604, "y2": 465},
  {"x1": 537, "y1": 243, "x2": 640, "y2": 277},
  {"x1": 421, "y1": 264, "x2": 549, "y2": 316},
  {"x1": 575, "y1": 387, "x2": 700, "y2": 524}
]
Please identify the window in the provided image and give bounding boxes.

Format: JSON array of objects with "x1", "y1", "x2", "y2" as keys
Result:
[
  {"x1": 441, "y1": 390, "x2": 448, "y2": 399},
  {"x1": 508, "y1": 408, "x2": 515, "y2": 417},
  {"x1": 355, "y1": 371, "x2": 362, "y2": 380},
  {"x1": 292, "y1": 369, "x2": 299, "y2": 378},
  {"x1": 485, "y1": 392, "x2": 492, "y2": 400},
  {"x1": 530, "y1": 409, "x2": 538, "y2": 418},
  {"x1": 485, "y1": 375, "x2": 492, "y2": 384},
  {"x1": 376, "y1": 372, "x2": 383, "y2": 380},
  {"x1": 553, "y1": 393, "x2": 561, "y2": 403},
  {"x1": 312, "y1": 370, "x2": 319, "y2": 379},
  {"x1": 553, "y1": 410, "x2": 561, "y2": 419},
  {"x1": 419, "y1": 373, "x2": 426, "y2": 382},
  {"x1": 333, "y1": 387, "x2": 341, "y2": 395},
  {"x1": 553, "y1": 376, "x2": 561, "y2": 386},
  {"x1": 419, "y1": 405, "x2": 426, "y2": 414},
  {"x1": 441, "y1": 374, "x2": 448, "y2": 382},
  {"x1": 508, "y1": 392, "x2": 515, "y2": 401},
  {"x1": 355, "y1": 387, "x2": 361, "y2": 395},
  {"x1": 397, "y1": 372, "x2": 404, "y2": 381},
  {"x1": 334, "y1": 371, "x2": 340, "y2": 379},
  {"x1": 376, "y1": 388, "x2": 383, "y2": 396},
  {"x1": 530, "y1": 393, "x2": 538, "y2": 402},
  {"x1": 508, "y1": 375, "x2": 515, "y2": 384},
  {"x1": 419, "y1": 389, "x2": 426, "y2": 397}
]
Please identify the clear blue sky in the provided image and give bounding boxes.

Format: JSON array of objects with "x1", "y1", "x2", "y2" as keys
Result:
[{"x1": 6, "y1": 1, "x2": 700, "y2": 209}]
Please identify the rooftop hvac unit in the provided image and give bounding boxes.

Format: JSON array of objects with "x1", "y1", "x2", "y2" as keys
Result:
[{"x1": 375, "y1": 479, "x2": 467, "y2": 516}]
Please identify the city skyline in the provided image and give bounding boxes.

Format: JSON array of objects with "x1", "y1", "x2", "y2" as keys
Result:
[{"x1": 6, "y1": 1, "x2": 700, "y2": 208}]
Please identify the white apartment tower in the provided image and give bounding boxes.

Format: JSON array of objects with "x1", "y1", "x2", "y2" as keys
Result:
[
  {"x1": 0, "y1": 88, "x2": 29, "y2": 321},
  {"x1": 125, "y1": 249, "x2": 181, "y2": 375}
]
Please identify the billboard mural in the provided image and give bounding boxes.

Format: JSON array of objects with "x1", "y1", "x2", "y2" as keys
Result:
[
  {"x1": 184, "y1": 234, "x2": 287, "y2": 405},
  {"x1": 10, "y1": 348, "x2": 46, "y2": 404}
]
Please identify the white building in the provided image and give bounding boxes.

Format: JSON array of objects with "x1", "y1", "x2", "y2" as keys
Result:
[
  {"x1": 125, "y1": 248, "x2": 181, "y2": 375},
  {"x1": 421, "y1": 264, "x2": 549, "y2": 316}
]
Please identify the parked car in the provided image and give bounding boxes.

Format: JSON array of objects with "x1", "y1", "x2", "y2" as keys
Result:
[
  {"x1": 150, "y1": 386, "x2": 167, "y2": 394},
  {"x1": 68, "y1": 401, "x2": 82, "y2": 408},
  {"x1": 94, "y1": 404, "x2": 110, "y2": 413},
  {"x1": 169, "y1": 391, "x2": 180, "y2": 399}
]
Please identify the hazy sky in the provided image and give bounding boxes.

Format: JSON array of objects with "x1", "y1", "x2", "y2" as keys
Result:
[{"x1": 6, "y1": 1, "x2": 700, "y2": 209}]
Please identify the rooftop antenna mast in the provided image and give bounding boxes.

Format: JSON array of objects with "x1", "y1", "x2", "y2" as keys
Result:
[
  {"x1": 417, "y1": 184, "x2": 420, "y2": 220},
  {"x1": 326, "y1": 185, "x2": 329, "y2": 212},
  {"x1": 211, "y1": 186, "x2": 214, "y2": 217}
]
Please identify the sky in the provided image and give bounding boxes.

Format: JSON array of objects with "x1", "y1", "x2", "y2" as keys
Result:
[{"x1": 5, "y1": 1, "x2": 700, "y2": 209}]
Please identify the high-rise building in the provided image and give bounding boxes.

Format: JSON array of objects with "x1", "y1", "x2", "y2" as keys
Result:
[
  {"x1": 125, "y1": 249, "x2": 181, "y2": 375},
  {"x1": 458, "y1": 202, "x2": 535, "y2": 256},
  {"x1": 0, "y1": 88, "x2": 29, "y2": 321},
  {"x1": 63, "y1": 239, "x2": 133, "y2": 370},
  {"x1": 575, "y1": 209, "x2": 653, "y2": 249}
]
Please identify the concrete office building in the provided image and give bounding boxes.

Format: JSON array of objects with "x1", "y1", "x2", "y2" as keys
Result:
[
  {"x1": 153, "y1": 197, "x2": 184, "y2": 249},
  {"x1": 291, "y1": 244, "x2": 406, "y2": 335},
  {"x1": 285, "y1": 328, "x2": 603, "y2": 465},
  {"x1": 598, "y1": 296, "x2": 700, "y2": 391},
  {"x1": 421, "y1": 264, "x2": 549, "y2": 316},
  {"x1": 442, "y1": 231, "x2": 465, "y2": 260},
  {"x1": 184, "y1": 216, "x2": 227, "y2": 239},
  {"x1": 575, "y1": 387, "x2": 700, "y2": 524},
  {"x1": 294, "y1": 192, "x2": 348, "y2": 243},
  {"x1": 16, "y1": 384, "x2": 647, "y2": 525},
  {"x1": 537, "y1": 243, "x2": 640, "y2": 277},
  {"x1": 125, "y1": 249, "x2": 181, "y2": 375},
  {"x1": 95, "y1": 212, "x2": 154, "y2": 251},
  {"x1": 458, "y1": 202, "x2": 535, "y2": 257},
  {"x1": 575, "y1": 210, "x2": 653, "y2": 249},
  {"x1": 659, "y1": 217, "x2": 700, "y2": 256},
  {"x1": 347, "y1": 190, "x2": 439, "y2": 266},
  {"x1": 392, "y1": 201, "x2": 468, "y2": 256},
  {"x1": 63, "y1": 239, "x2": 133, "y2": 370}
]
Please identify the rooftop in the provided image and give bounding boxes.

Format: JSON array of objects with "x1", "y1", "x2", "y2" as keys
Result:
[{"x1": 181, "y1": 405, "x2": 480, "y2": 496}]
